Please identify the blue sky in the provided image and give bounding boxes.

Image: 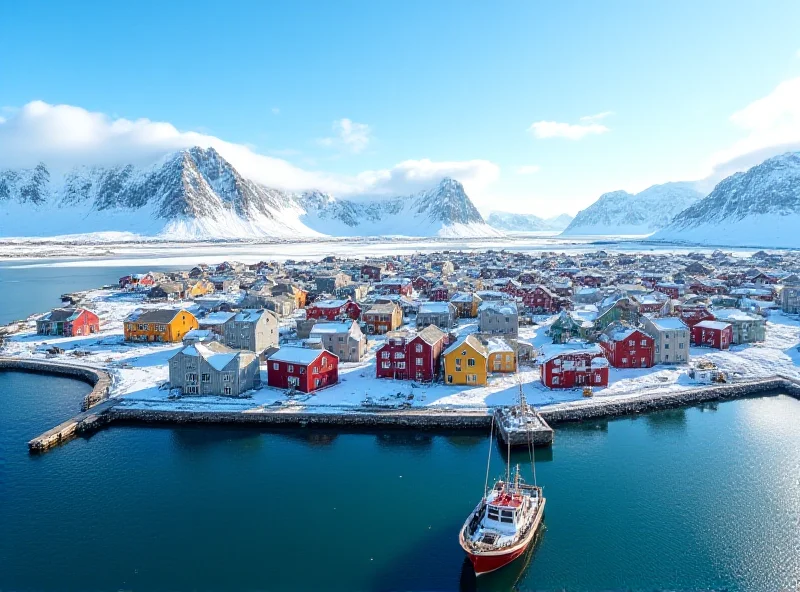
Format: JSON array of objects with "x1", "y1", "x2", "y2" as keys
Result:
[{"x1": 2, "y1": 0, "x2": 800, "y2": 215}]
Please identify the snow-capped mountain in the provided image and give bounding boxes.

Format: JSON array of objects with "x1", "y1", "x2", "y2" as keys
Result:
[
  {"x1": 486, "y1": 211, "x2": 573, "y2": 232},
  {"x1": 0, "y1": 147, "x2": 500, "y2": 239},
  {"x1": 561, "y1": 182, "x2": 704, "y2": 236},
  {"x1": 652, "y1": 152, "x2": 800, "y2": 248}
]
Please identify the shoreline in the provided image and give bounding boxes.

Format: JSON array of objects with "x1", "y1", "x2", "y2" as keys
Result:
[{"x1": 8, "y1": 358, "x2": 799, "y2": 452}]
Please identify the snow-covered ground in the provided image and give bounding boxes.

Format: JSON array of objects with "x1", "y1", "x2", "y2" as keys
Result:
[{"x1": 4, "y1": 288, "x2": 800, "y2": 416}]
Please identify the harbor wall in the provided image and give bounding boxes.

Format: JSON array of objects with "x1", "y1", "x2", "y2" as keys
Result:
[{"x1": 0, "y1": 357, "x2": 111, "y2": 411}]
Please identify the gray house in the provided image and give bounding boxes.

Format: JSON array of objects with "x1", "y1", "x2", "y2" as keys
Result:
[
  {"x1": 169, "y1": 342, "x2": 260, "y2": 396},
  {"x1": 309, "y1": 320, "x2": 367, "y2": 362},
  {"x1": 315, "y1": 272, "x2": 351, "y2": 293},
  {"x1": 641, "y1": 315, "x2": 690, "y2": 364},
  {"x1": 221, "y1": 309, "x2": 279, "y2": 355},
  {"x1": 712, "y1": 308, "x2": 766, "y2": 344},
  {"x1": 416, "y1": 301, "x2": 457, "y2": 330},
  {"x1": 782, "y1": 282, "x2": 800, "y2": 314},
  {"x1": 478, "y1": 301, "x2": 519, "y2": 337}
]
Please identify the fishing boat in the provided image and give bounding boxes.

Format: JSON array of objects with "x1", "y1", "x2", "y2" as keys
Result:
[{"x1": 459, "y1": 384, "x2": 545, "y2": 576}]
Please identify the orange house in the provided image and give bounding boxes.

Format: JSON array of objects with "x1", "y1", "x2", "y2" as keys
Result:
[{"x1": 123, "y1": 309, "x2": 199, "y2": 343}]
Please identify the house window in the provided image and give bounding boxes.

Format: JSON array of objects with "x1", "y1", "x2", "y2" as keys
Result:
[
  {"x1": 382, "y1": 351, "x2": 389, "y2": 359},
  {"x1": 622, "y1": 358, "x2": 628, "y2": 364},
  {"x1": 679, "y1": 342, "x2": 684, "y2": 349},
  {"x1": 415, "y1": 344, "x2": 423, "y2": 353},
  {"x1": 467, "y1": 358, "x2": 476, "y2": 367},
  {"x1": 312, "y1": 366, "x2": 318, "y2": 373},
  {"x1": 223, "y1": 373, "x2": 232, "y2": 382},
  {"x1": 273, "y1": 363, "x2": 279, "y2": 370},
  {"x1": 594, "y1": 373, "x2": 602, "y2": 382},
  {"x1": 397, "y1": 362, "x2": 406, "y2": 369},
  {"x1": 552, "y1": 376, "x2": 560, "y2": 385},
  {"x1": 224, "y1": 386, "x2": 232, "y2": 395},
  {"x1": 640, "y1": 340, "x2": 647, "y2": 346},
  {"x1": 288, "y1": 364, "x2": 294, "y2": 373},
  {"x1": 185, "y1": 373, "x2": 197, "y2": 383},
  {"x1": 394, "y1": 352, "x2": 405, "y2": 359},
  {"x1": 664, "y1": 343, "x2": 670, "y2": 350},
  {"x1": 322, "y1": 358, "x2": 327, "y2": 367},
  {"x1": 338, "y1": 336, "x2": 344, "y2": 342},
  {"x1": 416, "y1": 357, "x2": 423, "y2": 366},
  {"x1": 186, "y1": 385, "x2": 199, "y2": 394},
  {"x1": 447, "y1": 375, "x2": 453, "y2": 384},
  {"x1": 382, "y1": 362, "x2": 391, "y2": 369},
  {"x1": 201, "y1": 373, "x2": 210, "y2": 383}
]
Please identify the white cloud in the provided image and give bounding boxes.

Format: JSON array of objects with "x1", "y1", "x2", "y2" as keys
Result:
[
  {"x1": 528, "y1": 119, "x2": 610, "y2": 140},
  {"x1": 0, "y1": 116, "x2": 5, "y2": 124},
  {"x1": 704, "y1": 77, "x2": 800, "y2": 181},
  {"x1": 0, "y1": 101, "x2": 497, "y2": 201},
  {"x1": 516, "y1": 165, "x2": 541, "y2": 175},
  {"x1": 580, "y1": 111, "x2": 614, "y2": 122},
  {"x1": 318, "y1": 118, "x2": 371, "y2": 153}
]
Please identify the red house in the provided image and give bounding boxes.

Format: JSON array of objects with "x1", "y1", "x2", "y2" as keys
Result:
[
  {"x1": 430, "y1": 286, "x2": 450, "y2": 302},
  {"x1": 412, "y1": 276, "x2": 434, "y2": 295},
  {"x1": 654, "y1": 282, "x2": 683, "y2": 299},
  {"x1": 119, "y1": 273, "x2": 156, "y2": 290},
  {"x1": 541, "y1": 345, "x2": 609, "y2": 389},
  {"x1": 522, "y1": 285, "x2": 559, "y2": 313},
  {"x1": 305, "y1": 299, "x2": 361, "y2": 321},
  {"x1": 361, "y1": 264, "x2": 384, "y2": 282},
  {"x1": 36, "y1": 308, "x2": 100, "y2": 337},
  {"x1": 599, "y1": 327, "x2": 655, "y2": 368},
  {"x1": 374, "y1": 278, "x2": 413, "y2": 296},
  {"x1": 376, "y1": 325, "x2": 447, "y2": 382},
  {"x1": 676, "y1": 304, "x2": 715, "y2": 328},
  {"x1": 267, "y1": 347, "x2": 339, "y2": 393},
  {"x1": 691, "y1": 320, "x2": 733, "y2": 350}
]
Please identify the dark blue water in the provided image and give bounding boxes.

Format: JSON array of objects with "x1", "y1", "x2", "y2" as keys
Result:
[
  {"x1": 1, "y1": 370, "x2": 798, "y2": 591},
  {"x1": 1, "y1": 264, "x2": 799, "y2": 591}
]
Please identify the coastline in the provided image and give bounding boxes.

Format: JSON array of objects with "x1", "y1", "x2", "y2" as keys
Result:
[{"x1": 10, "y1": 357, "x2": 799, "y2": 452}]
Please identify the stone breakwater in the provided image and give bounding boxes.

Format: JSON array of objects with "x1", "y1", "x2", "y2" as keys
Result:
[
  {"x1": 0, "y1": 357, "x2": 111, "y2": 412},
  {"x1": 539, "y1": 376, "x2": 800, "y2": 423}
]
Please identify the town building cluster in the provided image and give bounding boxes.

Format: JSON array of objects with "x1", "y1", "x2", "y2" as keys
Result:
[{"x1": 42, "y1": 247, "x2": 800, "y2": 398}]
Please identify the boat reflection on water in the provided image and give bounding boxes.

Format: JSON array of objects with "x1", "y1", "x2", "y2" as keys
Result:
[{"x1": 459, "y1": 522, "x2": 546, "y2": 592}]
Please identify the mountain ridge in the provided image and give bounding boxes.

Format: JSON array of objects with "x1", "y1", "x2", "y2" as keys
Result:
[{"x1": 0, "y1": 147, "x2": 500, "y2": 239}]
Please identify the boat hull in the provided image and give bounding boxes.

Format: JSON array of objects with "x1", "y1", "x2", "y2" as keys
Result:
[{"x1": 459, "y1": 495, "x2": 546, "y2": 576}]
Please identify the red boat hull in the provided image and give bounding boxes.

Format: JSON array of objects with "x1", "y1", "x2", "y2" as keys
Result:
[{"x1": 467, "y1": 544, "x2": 528, "y2": 575}]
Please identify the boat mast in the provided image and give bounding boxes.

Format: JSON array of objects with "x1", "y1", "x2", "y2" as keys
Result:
[{"x1": 483, "y1": 412, "x2": 495, "y2": 498}]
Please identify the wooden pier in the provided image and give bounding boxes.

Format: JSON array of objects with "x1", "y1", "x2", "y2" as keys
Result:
[{"x1": 495, "y1": 406, "x2": 554, "y2": 447}]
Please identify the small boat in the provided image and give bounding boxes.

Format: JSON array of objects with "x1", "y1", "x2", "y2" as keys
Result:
[{"x1": 459, "y1": 382, "x2": 546, "y2": 576}]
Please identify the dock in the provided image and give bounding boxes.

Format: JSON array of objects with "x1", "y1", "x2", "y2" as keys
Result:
[
  {"x1": 27, "y1": 399, "x2": 116, "y2": 452},
  {"x1": 495, "y1": 405, "x2": 554, "y2": 447}
]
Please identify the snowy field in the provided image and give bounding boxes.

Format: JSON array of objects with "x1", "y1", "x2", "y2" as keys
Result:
[
  {"x1": 4, "y1": 288, "x2": 800, "y2": 416},
  {"x1": 0, "y1": 234, "x2": 775, "y2": 268}
]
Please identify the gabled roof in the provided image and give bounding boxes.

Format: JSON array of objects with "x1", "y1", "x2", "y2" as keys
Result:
[
  {"x1": 125, "y1": 308, "x2": 189, "y2": 324},
  {"x1": 413, "y1": 324, "x2": 447, "y2": 345},
  {"x1": 39, "y1": 308, "x2": 88, "y2": 323},
  {"x1": 443, "y1": 334, "x2": 487, "y2": 358},
  {"x1": 268, "y1": 346, "x2": 333, "y2": 365}
]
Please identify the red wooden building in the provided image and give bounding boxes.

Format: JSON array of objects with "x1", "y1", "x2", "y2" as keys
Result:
[
  {"x1": 36, "y1": 308, "x2": 100, "y2": 337},
  {"x1": 430, "y1": 286, "x2": 450, "y2": 302},
  {"x1": 361, "y1": 264, "x2": 384, "y2": 282},
  {"x1": 676, "y1": 304, "x2": 715, "y2": 328},
  {"x1": 522, "y1": 285, "x2": 559, "y2": 313},
  {"x1": 119, "y1": 273, "x2": 156, "y2": 290},
  {"x1": 374, "y1": 278, "x2": 413, "y2": 296},
  {"x1": 267, "y1": 347, "x2": 339, "y2": 393},
  {"x1": 654, "y1": 282, "x2": 683, "y2": 299},
  {"x1": 691, "y1": 320, "x2": 733, "y2": 350},
  {"x1": 412, "y1": 276, "x2": 434, "y2": 295},
  {"x1": 305, "y1": 299, "x2": 361, "y2": 321},
  {"x1": 375, "y1": 325, "x2": 447, "y2": 382},
  {"x1": 541, "y1": 345, "x2": 609, "y2": 389},
  {"x1": 599, "y1": 327, "x2": 655, "y2": 368}
]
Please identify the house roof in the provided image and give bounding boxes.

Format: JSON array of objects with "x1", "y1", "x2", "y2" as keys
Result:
[
  {"x1": 173, "y1": 341, "x2": 245, "y2": 371},
  {"x1": 541, "y1": 342, "x2": 605, "y2": 363},
  {"x1": 199, "y1": 311, "x2": 236, "y2": 325},
  {"x1": 414, "y1": 324, "x2": 446, "y2": 345},
  {"x1": 268, "y1": 346, "x2": 333, "y2": 365},
  {"x1": 712, "y1": 308, "x2": 763, "y2": 322},
  {"x1": 694, "y1": 320, "x2": 733, "y2": 331},
  {"x1": 309, "y1": 321, "x2": 357, "y2": 335},
  {"x1": 125, "y1": 308, "x2": 188, "y2": 324},
  {"x1": 310, "y1": 299, "x2": 349, "y2": 309},
  {"x1": 418, "y1": 302, "x2": 453, "y2": 314},
  {"x1": 478, "y1": 300, "x2": 518, "y2": 315},
  {"x1": 39, "y1": 308, "x2": 87, "y2": 323},
  {"x1": 364, "y1": 303, "x2": 399, "y2": 315},
  {"x1": 486, "y1": 338, "x2": 513, "y2": 355},
  {"x1": 443, "y1": 334, "x2": 487, "y2": 358}
]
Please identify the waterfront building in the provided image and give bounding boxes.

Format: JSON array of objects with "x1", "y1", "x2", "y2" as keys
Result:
[
  {"x1": 305, "y1": 299, "x2": 362, "y2": 322},
  {"x1": 442, "y1": 334, "x2": 488, "y2": 386},
  {"x1": 36, "y1": 308, "x2": 99, "y2": 337},
  {"x1": 267, "y1": 346, "x2": 339, "y2": 393},
  {"x1": 375, "y1": 325, "x2": 447, "y2": 382},
  {"x1": 711, "y1": 308, "x2": 766, "y2": 344},
  {"x1": 487, "y1": 338, "x2": 516, "y2": 373},
  {"x1": 691, "y1": 320, "x2": 733, "y2": 350},
  {"x1": 169, "y1": 342, "x2": 259, "y2": 396},
  {"x1": 641, "y1": 315, "x2": 690, "y2": 364},
  {"x1": 223, "y1": 309, "x2": 279, "y2": 356},
  {"x1": 598, "y1": 325, "x2": 656, "y2": 368},
  {"x1": 540, "y1": 344, "x2": 609, "y2": 389}
]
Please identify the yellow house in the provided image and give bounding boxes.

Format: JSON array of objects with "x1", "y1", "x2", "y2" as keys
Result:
[
  {"x1": 123, "y1": 309, "x2": 199, "y2": 343},
  {"x1": 442, "y1": 334, "x2": 488, "y2": 386},
  {"x1": 487, "y1": 338, "x2": 516, "y2": 373},
  {"x1": 189, "y1": 279, "x2": 215, "y2": 298}
]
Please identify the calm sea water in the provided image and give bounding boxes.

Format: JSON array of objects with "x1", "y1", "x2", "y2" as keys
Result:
[{"x1": 1, "y1": 265, "x2": 799, "y2": 591}]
